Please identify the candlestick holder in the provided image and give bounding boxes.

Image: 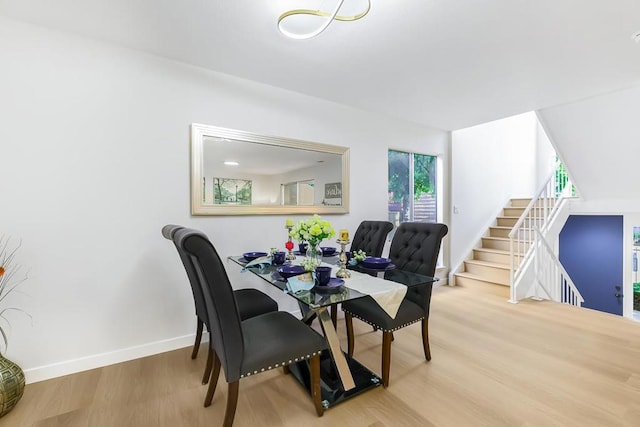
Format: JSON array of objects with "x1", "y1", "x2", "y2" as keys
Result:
[
  {"x1": 285, "y1": 226, "x2": 296, "y2": 261},
  {"x1": 335, "y1": 239, "x2": 351, "y2": 278}
]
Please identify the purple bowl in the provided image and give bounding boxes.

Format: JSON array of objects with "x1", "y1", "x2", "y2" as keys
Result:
[
  {"x1": 361, "y1": 256, "x2": 391, "y2": 269},
  {"x1": 277, "y1": 265, "x2": 306, "y2": 279},
  {"x1": 242, "y1": 252, "x2": 268, "y2": 262},
  {"x1": 320, "y1": 246, "x2": 337, "y2": 256}
]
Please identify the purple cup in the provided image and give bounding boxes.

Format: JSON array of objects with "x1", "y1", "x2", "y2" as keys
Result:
[
  {"x1": 315, "y1": 266, "x2": 332, "y2": 286},
  {"x1": 273, "y1": 251, "x2": 286, "y2": 265}
]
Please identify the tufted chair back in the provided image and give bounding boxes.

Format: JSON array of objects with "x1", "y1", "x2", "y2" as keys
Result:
[
  {"x1": 176, "y1": 229, "x2": 244, "y2": 383},
  {"x1": 350, "y1": 221, "x2": 394, "y2": 257},
  {"x1": 162, "y1": 224, "x2": 208, "y2": 327},
  {"x1": 388, "y1": 222, "x2": 448, "y2": 312}
]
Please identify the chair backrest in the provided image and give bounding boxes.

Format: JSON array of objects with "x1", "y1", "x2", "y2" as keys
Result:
[
  {"x1": 176, "y1": 228, "x2": 244, "y2": 383},
  {"x1": 388, "y1": 222, "x2": 448, "y2": 312},
  {"x1": 162, "y1": 224, "x2": 208, "y2": 326},
  {"x1": 350, "y1": 221, "x2": 394, "y2": 257},
  {"x1": 161, "y1": 224, "x2": 183, "y2": 241}
]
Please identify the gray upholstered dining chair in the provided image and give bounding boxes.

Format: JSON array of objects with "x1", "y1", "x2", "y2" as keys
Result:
[
  {"x1": 350, "y1": 220, "x2": 394, "y2": 257},
  {"x1": 342, "y1": 222, "x2": 448, "y2": 387},
  {"x1": 162, "y1": 225, "x2": 278, "y2": 385},
  {"x1": 324, "y1": 220, "x2": 394, "y2": 327},
  {"x1": 176, "y1": 228, "x2": 326, "y2": 426}
]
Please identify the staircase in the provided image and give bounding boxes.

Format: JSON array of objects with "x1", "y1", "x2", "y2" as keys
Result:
[{"x1": 454, "y1": 198, "x2": 530, "y2": 289}]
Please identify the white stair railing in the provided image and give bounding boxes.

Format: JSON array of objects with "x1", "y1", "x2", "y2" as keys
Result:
[
  {"x1": 532, "y1": 228, "x2": 584, "y2": 307},
  {"x1": 508, "y1": 162, "x2": 572, "y2": 303}
]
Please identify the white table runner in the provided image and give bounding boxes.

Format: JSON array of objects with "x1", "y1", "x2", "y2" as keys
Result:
[
  {"x1": 329, "y1": 265, "x2": 407, "y2": 319},
  {"x1": 288, "y1": 257, "x2": 407, "y2": 318}
]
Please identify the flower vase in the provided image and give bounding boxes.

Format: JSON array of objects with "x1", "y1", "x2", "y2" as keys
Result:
[
  {"x1": 305, "y1": 242, "x2": 323, "y2": 266},
  {"x1": 0, "y1": 354, "x2": 25, "y2": 417}
]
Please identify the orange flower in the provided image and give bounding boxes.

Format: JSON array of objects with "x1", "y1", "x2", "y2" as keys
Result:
[{"x1": 0, "y1": 266, "x2": 4, "y2": 277}]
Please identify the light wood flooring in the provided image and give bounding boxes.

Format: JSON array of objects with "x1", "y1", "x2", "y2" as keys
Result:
[{"x1": 3, "y1": 282, "x2": 640, "y2": 427}]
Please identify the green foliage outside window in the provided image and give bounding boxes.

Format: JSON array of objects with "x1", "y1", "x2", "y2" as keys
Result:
[{"x1": 388, "y1": 150, "x2": 436, "y2": 223}]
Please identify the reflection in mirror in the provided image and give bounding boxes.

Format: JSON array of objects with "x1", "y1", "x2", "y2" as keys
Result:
[
  {"x1": 282, "y1": 179, "x2": 315, "y2": 206},
  {"x1": 191, "y1": 123, "x2": 350, "y2": 215}
]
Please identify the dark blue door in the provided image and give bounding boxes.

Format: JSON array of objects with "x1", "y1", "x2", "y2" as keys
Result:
[{"x1": 559, "y1": 215, "x2": 623, "y2": 315}]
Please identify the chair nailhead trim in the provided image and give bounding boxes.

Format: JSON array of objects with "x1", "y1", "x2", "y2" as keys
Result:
[
  {"x1": 240, "y1": 351, "x2": 321, "y2": 378},
  {"x1": 344, "y1": 310, "x2": 425, "y2": 332}
]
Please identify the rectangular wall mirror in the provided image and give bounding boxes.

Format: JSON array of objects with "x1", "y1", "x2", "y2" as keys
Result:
[{"x1": 191, "y1": 123, "x2": 350, "y2": 215}]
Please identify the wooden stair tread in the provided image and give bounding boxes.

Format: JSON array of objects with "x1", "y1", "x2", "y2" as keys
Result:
[
  {"x1": 482, "y1": 236, "x2": 509, "y2": 241},
  {"x1": 455, "y1": 271, "x2": 509, "y2": 286},
  {"x1": 473, "y1": 247, "x2": 509, "y2": 255},
  {"x1": 464, "y1": 259, "x2": 509, "y2": 270}
]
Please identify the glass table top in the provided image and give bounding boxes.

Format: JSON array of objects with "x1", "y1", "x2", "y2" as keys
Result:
[{"x1": 228, "y1": 256, "x2": 436, "y2": 309}]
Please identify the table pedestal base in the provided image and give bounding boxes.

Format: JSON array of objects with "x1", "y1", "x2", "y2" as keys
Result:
[{"x1": 287, "y1": 351, "x2": 382, "y2": 409}]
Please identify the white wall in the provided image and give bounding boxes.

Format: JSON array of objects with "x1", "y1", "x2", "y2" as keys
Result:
[
  {"x1": 538, "y1": 85, "x2": 640, "y2": 201},
  {"x1": 450, "y1": 112, "x2": 553, "y2": 269},
  {"x1": 0, "y1": 17, "x2": 449, "y2": 382}
]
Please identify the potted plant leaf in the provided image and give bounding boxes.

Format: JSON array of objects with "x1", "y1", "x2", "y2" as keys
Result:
[{"x1": 0, "y1": 236, "x2": 29, "y2": 417}]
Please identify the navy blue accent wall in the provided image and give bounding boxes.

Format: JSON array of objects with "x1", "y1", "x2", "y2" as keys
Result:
[{"x1": 559, "y1": 215, "x2": 623, "y2": 315}]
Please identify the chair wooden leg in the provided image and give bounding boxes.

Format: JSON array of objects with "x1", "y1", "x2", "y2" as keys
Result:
[
  {"x1": 223, "y1": 381, "x2": 239, "y2": 427},
  {"x1": 202, "y1": 345, "x2": 213, "y2": 385},
  {"x1": 345, "y1": 313, "x2": 355, "y2": 357},
  {"x1": 422, "y1": 318, "x2": 431, "y2": 361},
  {"x1": 310, "y1": 355, "x2": 324, "y2": 417},
  {"x1": 330, "y1": 304, "x2": 337, "y2": 328},
  {"x1": 382, "y1": 331, "x2": 393, "y2": 388},
  {"x1": 204, "y1": 351, "x2": 221, "y2": 407},
  {"x1": 192, "y1": 319, "x2": 203, "y2": 359}
]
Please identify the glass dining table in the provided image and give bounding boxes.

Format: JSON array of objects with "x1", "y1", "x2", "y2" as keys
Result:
[{"x1": 227, "y1": 255, "x2": 436, "y2": 409}]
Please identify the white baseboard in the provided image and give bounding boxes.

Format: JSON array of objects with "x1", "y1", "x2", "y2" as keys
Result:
[
  {"x1": 23, "y1": 334, "x2": 197, "y2": 384},
  {"x1": 24, "y1": 309, "x2": 304, "y2": 384}
]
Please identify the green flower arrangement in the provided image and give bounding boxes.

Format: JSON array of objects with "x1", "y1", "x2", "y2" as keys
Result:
[
  {"x1": 300, "y1": 257, "x2": 320, "y2": 272},
  {"x1": 352, "y1": 249, "x2": 367, "y2": 262},
  {"x1": 289, "y1": 214, "x2": 336, "y2": 247}
]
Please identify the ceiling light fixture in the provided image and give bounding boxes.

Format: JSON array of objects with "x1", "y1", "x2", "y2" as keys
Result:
[
  {"x1": 278, "y1": 0, "x2": 371, "y2": 40},
  {"x1": 224, "y1": 161, "x2": 239, "y2": 166}
]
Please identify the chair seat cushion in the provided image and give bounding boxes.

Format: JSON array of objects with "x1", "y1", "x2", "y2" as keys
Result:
[
  {"x1": 235, "y1": 289, "x2": 278, "y2": 321},
  {"x1": 240, "y1": 312, "x2": 327, "y2": 377},
  {"x1": 342, "y1": 296, "x2": 424, "y2": 332}
]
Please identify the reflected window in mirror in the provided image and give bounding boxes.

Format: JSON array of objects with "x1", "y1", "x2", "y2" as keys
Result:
[
  {"x1": 191, "y1": 124, "x2": 349, "y2": 215},
  {"x1": 281, "y1": 180, "x2": 316, "y2": 206}
]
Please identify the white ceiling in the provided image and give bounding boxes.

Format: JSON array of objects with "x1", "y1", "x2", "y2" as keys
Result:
[{"x1": 2, "y1": 0, "x2": 640, "y2": 131}]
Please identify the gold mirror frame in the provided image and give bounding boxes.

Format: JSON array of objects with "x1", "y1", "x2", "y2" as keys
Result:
[{"x1": 191, "y1": 123, "x2": 350, "y2": 215}]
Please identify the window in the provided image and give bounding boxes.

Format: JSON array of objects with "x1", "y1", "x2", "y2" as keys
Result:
[{"x1": 388, "y1": 150, "x2": 438, "y2": 227}]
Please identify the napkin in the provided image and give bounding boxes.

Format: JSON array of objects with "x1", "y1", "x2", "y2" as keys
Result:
[
  {"x1": 241, "y1": 256, "x2": 272, "y2": 271},
  {"x1": 285, "y1": 273, "x2": 315, "y2": 294}
]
